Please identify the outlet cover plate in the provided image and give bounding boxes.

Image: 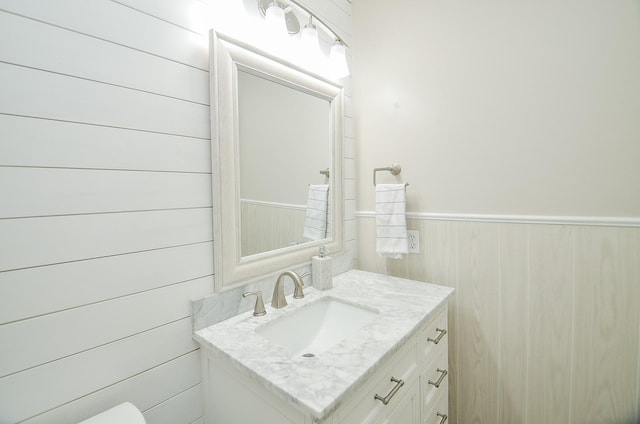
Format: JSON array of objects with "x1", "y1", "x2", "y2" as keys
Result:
[{"x1": 408, "y1": 230, "x2": 420, "y2": 254}]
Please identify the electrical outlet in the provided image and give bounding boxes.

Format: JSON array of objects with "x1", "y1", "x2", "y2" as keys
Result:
[{"x1": 408, "y1": 230, "x2": 420, "y2": 254}]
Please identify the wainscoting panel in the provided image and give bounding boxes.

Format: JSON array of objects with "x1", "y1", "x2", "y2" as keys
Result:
[
  {"x1": 570, "y1": 226, "x2": 640, "y2": 423},
  {"x1": 527, "y1": 225, "x2": 574, "y2": 423},
  {"x1": 497, "y1": 223, "x2": 528, "y2": 423},
  {"x1": 357, "y1": 216, "x2": 640, "y2": 424},
  {"x1": 240, "y1": 200, "x2": 307, "y2": 256},
  {"x1": 456, "y1": 222, "x2": 500, "y2": 424}
]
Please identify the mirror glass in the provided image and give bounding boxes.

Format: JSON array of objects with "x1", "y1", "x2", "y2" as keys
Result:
[
  {"x1": 210, "y1": 31, "x2": 344, "y2": 291},
  {"x1": 237, "y1": 70, "x2": 332, "y2": 256}
]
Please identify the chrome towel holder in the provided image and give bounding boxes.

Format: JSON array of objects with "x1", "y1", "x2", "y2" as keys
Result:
[{"x1": 373, "y1": 163, "x2": 408, "y2": 186}]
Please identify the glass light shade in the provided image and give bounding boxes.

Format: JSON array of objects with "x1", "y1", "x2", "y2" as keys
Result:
[
  {"x1": 329, "y1": 41, "x2": 349, "y2": 78},
  {"x1": 299, "y1": 24, "x2": 322, "y2": 69},
  {"x1": 265, "y1": 3, "x2": 287, "y2": 39},
  {"x1": 300, "y1": 24, "x2": 320, "y2": 51}
]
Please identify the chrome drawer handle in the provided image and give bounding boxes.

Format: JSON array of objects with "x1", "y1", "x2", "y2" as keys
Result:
[
  {"x1": 427, "y1": 328, "x2": 447, "y2": 344},
  {"x1": 437, "y1": 412, "x2": 448, "y2": 423},
  {"x1": 428, "y1": 368, "x2": 448, "y2": 388},
  {"x1": 374, "y1": 377, "x2": 405, "y2": 405}
]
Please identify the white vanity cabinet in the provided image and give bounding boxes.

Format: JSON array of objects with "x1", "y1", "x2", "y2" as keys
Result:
[
  {"x1": 194, "y1": 270, "x2": 454, "y2": 424},
  {"x1": 334, "y1": 305, "x2": 449, "y2": 424},
  {"x1": 200, "y1": 304, "x2": 449, "y2": 424}
]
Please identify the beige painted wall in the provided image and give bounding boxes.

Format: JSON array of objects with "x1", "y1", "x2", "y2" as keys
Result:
[
  {"x1": 353, "y1": 0, "x2": 640, "y2": 217},
  {"x1": 353, "y1": 1, "x2": 640, "y2": 423}
]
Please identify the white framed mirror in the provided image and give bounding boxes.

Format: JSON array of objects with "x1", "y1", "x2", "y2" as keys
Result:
[{"x1": 210, "y1": 30, "x2": 344, "y2": 291}]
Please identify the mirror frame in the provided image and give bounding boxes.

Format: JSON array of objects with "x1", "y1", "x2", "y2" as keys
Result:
[{"x1": 209, "y1": 30, "x2": 344, "y2": 291}]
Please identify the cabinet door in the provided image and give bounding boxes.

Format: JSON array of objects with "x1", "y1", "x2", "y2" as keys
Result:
[
  {"x1": 377, "y1": 381, "x2": 420, "y2": 424},
  {"x1": 418, "y1": 308, "x2": 448, "y2": 369}
]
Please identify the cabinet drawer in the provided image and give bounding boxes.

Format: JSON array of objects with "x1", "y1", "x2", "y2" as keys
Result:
[
  {"x1": 421, "y1": 347, "x2": 448, "y2": 413},
  {"x1": 377, "y1": 379, "x2": 420, "y2": 424},
  {"x1": 340, "y1": 343, "x2": 418, "y2": 423},
  {"x1": 423, "y1": 386, "x2": 449, "y2": 424},
  {"x1": 418, "y1": 307, "x2": 448, "y2": 365}
]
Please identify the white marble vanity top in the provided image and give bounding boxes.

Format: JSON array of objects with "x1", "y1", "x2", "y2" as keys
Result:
[{"x1": 193, "y1": 269, "x2": 454, "y2": 422}]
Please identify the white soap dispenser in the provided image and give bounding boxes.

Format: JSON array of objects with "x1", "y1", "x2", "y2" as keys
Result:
[{"x1": 312, "y1": 246, "x2": 332, "y2": 290}]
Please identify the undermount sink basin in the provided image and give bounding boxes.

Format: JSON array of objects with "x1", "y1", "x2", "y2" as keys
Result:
[{"x1": 256, "y1": 297, "x2": 379, "y2": 357}]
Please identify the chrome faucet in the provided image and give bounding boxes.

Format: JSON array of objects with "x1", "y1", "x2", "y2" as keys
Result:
[{"x1": 271, "y1": 270, "x2": 306, "y2": 309}]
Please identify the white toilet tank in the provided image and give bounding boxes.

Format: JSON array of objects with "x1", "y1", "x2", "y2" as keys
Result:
[{"x1": 78, "y1": 402, "x2": 146, "y2": 424}]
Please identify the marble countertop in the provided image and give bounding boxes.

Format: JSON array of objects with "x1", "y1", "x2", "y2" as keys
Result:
[{"x1": 193, "y1": 269, "x2": 454, "y2": 422}]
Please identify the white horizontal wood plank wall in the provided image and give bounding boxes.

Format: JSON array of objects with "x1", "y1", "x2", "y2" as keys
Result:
[
  {"x1": 0, "y1": 0, "x2": 213, "y2": 422},
  {"x1": 0, "y1": 115, "x2": 211, "y2": 172},
  {"x1": 0, "y1": 0, "x2": 355, "y2": 422},
  {"x1": 357, "y1": 216, "x2": 640, "y2": 424}
]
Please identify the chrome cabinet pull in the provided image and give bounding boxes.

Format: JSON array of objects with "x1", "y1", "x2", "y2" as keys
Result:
[
  {"x1": 437, "y1": 412, "x2": 448, "y2": 423},
  {"x1": 428, "y1": 368, "x2": 448, "y2": 388},
  {"x1": 427, "y1": 328, "x2": 447, "y2": 344},
  {"x1": 374, "y1": 377, "x2": 405, "y2": 405}
]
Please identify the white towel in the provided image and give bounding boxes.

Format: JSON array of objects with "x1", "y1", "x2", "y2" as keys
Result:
[
  {"x1": 303, "y1": 184, "x2": 329, "y2": 241},
  {"x1": 375, "y1": 184, "x2": 408, "y2": 259}
]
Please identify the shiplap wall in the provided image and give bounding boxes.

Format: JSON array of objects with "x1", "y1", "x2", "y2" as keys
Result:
[
  {"x1": 0, "y1": 0, "x2": 354, "y2": 423},
  {"x1": 0, "y1": 0, "x2": 214, "y2": 422},
  {"x1": 358, "y1": 217, "x2": 640, "y2": 424}
]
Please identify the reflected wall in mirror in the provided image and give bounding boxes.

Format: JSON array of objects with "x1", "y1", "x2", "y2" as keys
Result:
[
  {"x1": 237, "y1": 70, "x2": 332, "y2": 256},
  {"x1": 210, "y1": 30, "x2": 344, "y2": 291}
]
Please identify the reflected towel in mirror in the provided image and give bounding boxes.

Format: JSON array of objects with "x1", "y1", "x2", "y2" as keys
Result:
[
  {"x1": 375, "y1": 184, "x2": 408, "y2": 259},
  {"x1": 303, "y1": 184, "x2": 329, "y2": 241}
]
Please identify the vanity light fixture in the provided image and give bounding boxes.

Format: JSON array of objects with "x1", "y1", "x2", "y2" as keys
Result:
[{"x1": 256, "y1": 0, "x2": 350, "y2": 78}]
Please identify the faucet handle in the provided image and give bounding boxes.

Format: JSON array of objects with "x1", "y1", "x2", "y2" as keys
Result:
[
  {"x1": 293, "y1": 272, "x2": 310, "y2": 299},
  {"x1": 243, "y1": 291, "x2": 266, "y2": 316}
]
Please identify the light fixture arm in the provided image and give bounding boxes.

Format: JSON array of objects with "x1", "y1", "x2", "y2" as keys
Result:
[{"x1": 257, "y1": 0, "x2": 349, "y2": 47}]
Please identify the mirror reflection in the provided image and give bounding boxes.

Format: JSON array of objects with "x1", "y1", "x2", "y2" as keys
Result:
[
  {"x1": 237, "y1": 70, "x2": 332, "y2": 257},
  {"x1": 210, "y1": 30, "x2": 343, "y2": 290}
]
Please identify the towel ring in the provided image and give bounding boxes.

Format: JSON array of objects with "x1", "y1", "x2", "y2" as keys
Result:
[
  {"x1": 373, "y1": 163, "x2": 408, "y2": 187},
  {"x1": 319, "y1": 168, "x2": 330, "y2": 178}
]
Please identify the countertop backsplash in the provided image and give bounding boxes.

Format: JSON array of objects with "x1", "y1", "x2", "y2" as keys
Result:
[{"x1": 191, "y1": 263, "x2": 312, "y2": 331}]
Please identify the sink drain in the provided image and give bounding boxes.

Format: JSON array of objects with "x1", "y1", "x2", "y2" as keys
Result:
[{"x1": 302, "y1": 353, "x2": 316, "y2": 358}]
